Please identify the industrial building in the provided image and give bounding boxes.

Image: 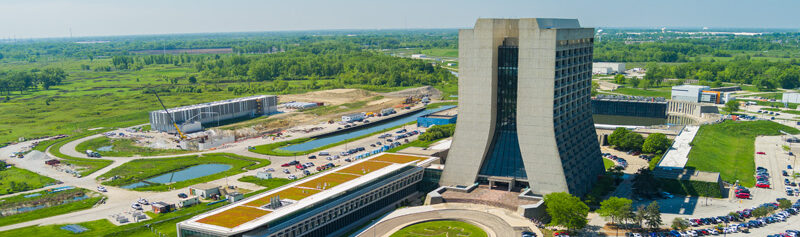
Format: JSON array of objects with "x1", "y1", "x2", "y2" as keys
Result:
[
  {"x1": 416, "y1": 107, "x2": 457, "y2": 127},
  {"x1": 784, "y1": 92, "x2": 800, "y2": 104},
  {"x1": 592, "y1": 62, "x2": 625, "y2": 74},
  {"x1": 441, "y1": 18, "x2": 604, "y2": 196},
  {"x1": 280, "y1": 102, "x2": 320, "y2": 110},
  {"x1": 670, "y1": 85, "x2": 728, "y2": 104},
  {"x1": 177, "y1": 153, "x2": 438, "y2": 237},
  {"x1": 149, "y1": 95, "x2": 277, "y2": 133},
  {"x1": 341, "y1": 113, "x2": 365, "y2": 123}
]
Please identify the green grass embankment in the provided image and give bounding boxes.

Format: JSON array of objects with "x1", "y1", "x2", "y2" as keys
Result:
[
  {"x1": 75, "y1": 136, "x2": 191, "y2": 157},
  {"x1": 686, "y1": 120, "x2": 799, "y2": 187}
]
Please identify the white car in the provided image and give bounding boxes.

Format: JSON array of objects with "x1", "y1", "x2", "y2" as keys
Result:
[
  {"x1": 131, "y1": 203, "x2": 142, "y2": 210},
  {"x1": 632, "y1": 233, "x2": 642, "y2": 237},
  {"x1": 688, "y1": 230, "x2": 697, "y2": 236},
  {"x1": 709, "y1": 229, "x2": 718, "y2": 235},
  {"x1": 97, "y1": 186, "x2": 107, "y2": 192}
]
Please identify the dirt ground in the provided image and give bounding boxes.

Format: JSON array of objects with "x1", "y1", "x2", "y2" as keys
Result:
[{"x1": 217, "y1": 88, "x2": 417, "y2": 136}]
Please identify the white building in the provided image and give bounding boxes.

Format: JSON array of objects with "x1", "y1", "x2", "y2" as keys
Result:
[
  {"x1": 411, "y1": 54, "x2": 427, "y2": 59},
  {"x1": 592, "y1": 62, "x2": 626, "y2": 74},
  {"x1": 783, "y1": 92, "x2": 800, "y2": 104},
  {"x1": 671, "y1": 85, "x2": 710, "y2": 103}
]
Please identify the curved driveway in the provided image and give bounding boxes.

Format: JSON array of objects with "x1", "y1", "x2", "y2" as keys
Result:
[{"x1": 357, "y1": 203, "x2": 540, "y2": 237}]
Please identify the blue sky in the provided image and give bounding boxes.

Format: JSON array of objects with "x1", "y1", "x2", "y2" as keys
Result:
[{"x1": 1, "y1": 0, "x2": 798, "y2": 38}]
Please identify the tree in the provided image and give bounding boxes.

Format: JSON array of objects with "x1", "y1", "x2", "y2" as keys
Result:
[
  {"x1": 671, "y1": 217, "x2": 688, "y2": 230},
  {"x1": 597, "y1": 197, "x2": 633, "y2": 226},
  {"x1": 634, "y1": 205, "x2": 647, "y2": 228},
  {"x1": 632, "y1": 168, "x2": 660, "y2": 196},
  {"x1": 642, "y1": 133, "x2": 671, "y2": 154},
  {"x1": 544, "y1": 192, "x2": 589, "y2": 231},
  {"x1": 614, "y1": 74, "x2": 626, "y2": 84},
  {"x1": 619, "y1": 132, "x2": 645, "y2": 151},
  {"x1": 779, "y1": 199, "x2": 792, "y2": 209},
  {"x1": 188, "y1": 75, "x2": 198, "y2": 84},
  {"x1": 723, "y1": 100, "x2": 740, "y2": 113},
  {"x1": 608, "y1": 127, "x2": 630, "y2": 147},
  {"x1": 645, "y1": 201, "x2": 662, "y2": 230}
]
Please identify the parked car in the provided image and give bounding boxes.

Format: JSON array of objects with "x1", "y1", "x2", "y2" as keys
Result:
[
  {"x1": 757, "y1": 182, "x2": 771, "y2": 188},
  {"x1": 736, "y1": 192, "x2": 751, "y2": 199},
  {"x1": 757, "y1": 152, "x2": 766, "y2": 155}
]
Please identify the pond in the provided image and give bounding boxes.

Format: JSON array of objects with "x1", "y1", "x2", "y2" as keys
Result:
[
  {"x1": 280, "y1": 105, "x2": 456, "y2": 152},
  {"x1": 121, "y1": 164, "x2": 232, "y2": 189}
]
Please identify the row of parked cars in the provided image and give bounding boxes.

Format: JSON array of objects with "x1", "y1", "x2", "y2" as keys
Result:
[
  {"x1": 767, "y1": 230, "x2": 800, "y2": 237},
  {"x1": 602, "y1": 153, "x2": 628, "y2": 168},
  {"x1": 757, "y1": 166, "x2": 772, "y2": 188}
]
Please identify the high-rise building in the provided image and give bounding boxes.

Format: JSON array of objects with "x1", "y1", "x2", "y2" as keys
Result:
[{"x1": 440, "y1": 18, "x2": 604, "y2": 196}]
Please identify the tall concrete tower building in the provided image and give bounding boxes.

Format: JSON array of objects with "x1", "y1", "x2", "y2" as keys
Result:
[{"x1": 440, "y1": 18, "x2": 604, "y2": 196}]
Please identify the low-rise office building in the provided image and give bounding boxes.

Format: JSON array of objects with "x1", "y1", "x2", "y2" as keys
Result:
[{"x1": 177, "y1": 153, "x2": 438, "y2": 237}]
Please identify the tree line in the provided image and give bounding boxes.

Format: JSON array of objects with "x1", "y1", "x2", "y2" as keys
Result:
[{"x1": 0, "y1": 68, "x2": 66, "y2": 95}]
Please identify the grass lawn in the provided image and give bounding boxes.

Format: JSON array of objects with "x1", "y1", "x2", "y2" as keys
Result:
[
  {"x1": 0, "y1": 167, "x2": 58, "y2": 195},
  {"x1": 251, "y1": 121, "x2": 415, "y2": 157},
  {"x1": 98, "y1": 153, "x2": 269, "y2": 191},
  {"x1": 390, "y1": 220, "x2": 487, "y2": 237},
  {"x1": 611, "y1": 87, "x2": 671, "y2": 98},
  {"x1": 420, "y1": 48, "x2": 458, "y2": 58},
  {"x1": 0, "y1": 188, "x2": 102, "y2": 227},
  {"x1": 0, "y1": 201, "x2": 227, "y2": 236},
  {"x1": 686, "y1": 120, "x2": 799, "y2": 187},
  {"x1": 603, "y1": 158, "x2": 615, "y2": 170},
  {"x1": 75, "y1": 136, "x2": 191, "y2": 157},
  {"x1": 48, "y1": 129, "x2": 114, "y2": 176}
]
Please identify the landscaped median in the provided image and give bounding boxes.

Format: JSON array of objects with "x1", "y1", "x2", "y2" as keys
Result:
[
  {"x1": 0, "y1": 187, "x2": 104, "y2": 227},
  {"x1": 47, "y1": 129, "x2": 115, "y2": 176},
  {"x1": 389, "y1": 220, "x2": 487, "y2": 237},
  {"x1": 97, "y1": 153, "x2": 270, "y2": 191},
  {"x1": 685, "y1": 120, "x2": 799, "y2": 187}
]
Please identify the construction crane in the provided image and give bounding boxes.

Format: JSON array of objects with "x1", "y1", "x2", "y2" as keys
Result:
[{"x1": 153, "y1": 91, "x2": 186, "y2": 140}]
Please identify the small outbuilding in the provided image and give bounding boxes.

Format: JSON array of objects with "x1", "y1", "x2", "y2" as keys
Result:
[
  {"x1": 151, "y1": 202, "x2": 176, "y2": 214},
  {"x1": 189, "y1": 183, "x2": 221, "y2": 199}
]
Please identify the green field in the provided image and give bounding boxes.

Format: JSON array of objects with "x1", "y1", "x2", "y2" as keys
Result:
[
  {"x1": 686, "y1": 120, "x2": 799, "y2": 187},
  {"x1": 420, "y1": 48, "x2": 458, "y2": 58},
  {"x1": 98, "y1": 153, "x2": 269, "y2": 191},
  {"x1": 0, "y1": 188, "x2": 102, "y2": 227},
  {"x1": 75, "y1": 136, "x2": 190, "y2": 157},
  {"x1": 603, "y1": 158, "x2": 615, "y2": 170},
  {"x1": 390, "y1": 220, "x2": 487, "y2": 237},
  {"x1": 0, "y1": 167, "x2": 58, "y2": 195},
  {"x1": 611, "y1": 87, "x2": 672, "y2": 98}
]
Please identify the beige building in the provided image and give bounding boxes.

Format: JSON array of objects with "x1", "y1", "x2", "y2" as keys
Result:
[{"x1": 440, "y1": 18, "x2": 604, "y2": 196}]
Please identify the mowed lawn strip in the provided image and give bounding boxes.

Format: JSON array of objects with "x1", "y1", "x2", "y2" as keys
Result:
[
  {"x1": 686, "y1": 120, "x2": 799, "y2": 187},
  {"x1": 98, "y1": 153, "x2": 269, "y2": 191},
  {"x1": 389, "y1": 220, "x2": 488, "y2": 237}
]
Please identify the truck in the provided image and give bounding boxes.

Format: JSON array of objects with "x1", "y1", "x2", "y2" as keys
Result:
[{"x1": 86, "y1": 150, "x2": 102, "y2": 158}]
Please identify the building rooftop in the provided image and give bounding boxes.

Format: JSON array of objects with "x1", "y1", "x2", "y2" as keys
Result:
[
  {"x1": 181, "y1": 153, "x2": 437, "y2": 235},
  {"x1": 190, "y1": 183, "x2": 222, "y2": 190},
  {"x1": 152, "y1": 95, "x2": 275, "y2": 114},
  {"x1": 657, "y1": 125, "x2": 699, "y2": 169}
]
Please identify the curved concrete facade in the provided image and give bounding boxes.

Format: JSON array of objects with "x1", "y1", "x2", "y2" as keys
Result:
[{"x1": 441, "y1": 18, "x2": 604, "y2": 196}]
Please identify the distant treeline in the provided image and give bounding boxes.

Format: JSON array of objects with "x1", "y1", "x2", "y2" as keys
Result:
[
  {"x1": 0, "y1": 30, "x2": 457, "y2": 62},
  {"x1": 643, "y1": 58, "x2": 800, "y2": 90}
]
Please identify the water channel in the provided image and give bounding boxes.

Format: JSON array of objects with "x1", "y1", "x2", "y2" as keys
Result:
[{"x1": 121, "y1": 164, "x2": 232, "y2": 189}]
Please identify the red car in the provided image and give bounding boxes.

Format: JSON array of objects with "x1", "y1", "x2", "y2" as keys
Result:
[
  {"x1": 756, "y1": 182, "x2": 771, "y2": 188},
  {"x1": 281, "y1": 163, "x2": 291, "y2": 167},
  {"x1": 295, "y1": 164, "x2": 306, "y2": 169},
  {"x1": 736, "y1": 192, "x2": 750, "y2": 199},
  {"x1": 757, "y1": 152, "x2": 766, "y2": 155}
]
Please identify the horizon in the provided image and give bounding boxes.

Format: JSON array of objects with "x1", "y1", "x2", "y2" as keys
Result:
[{"x1": 2, "y1": 0, "x2": 799, "y2": 39}]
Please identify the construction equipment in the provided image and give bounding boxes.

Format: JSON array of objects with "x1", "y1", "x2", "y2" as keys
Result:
[{"x1": 153, "y1": 91, "x2": 186, "y2": 140}]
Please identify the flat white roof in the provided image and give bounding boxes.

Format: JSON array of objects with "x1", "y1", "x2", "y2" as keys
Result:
[{"x1": 658, "y1": 125, "x2": 700, "y2": 169}]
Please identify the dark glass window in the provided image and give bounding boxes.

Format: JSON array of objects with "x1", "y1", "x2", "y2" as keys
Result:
[{"x1": 478, "y1": 45, "x2": 527, "y2": 179}]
